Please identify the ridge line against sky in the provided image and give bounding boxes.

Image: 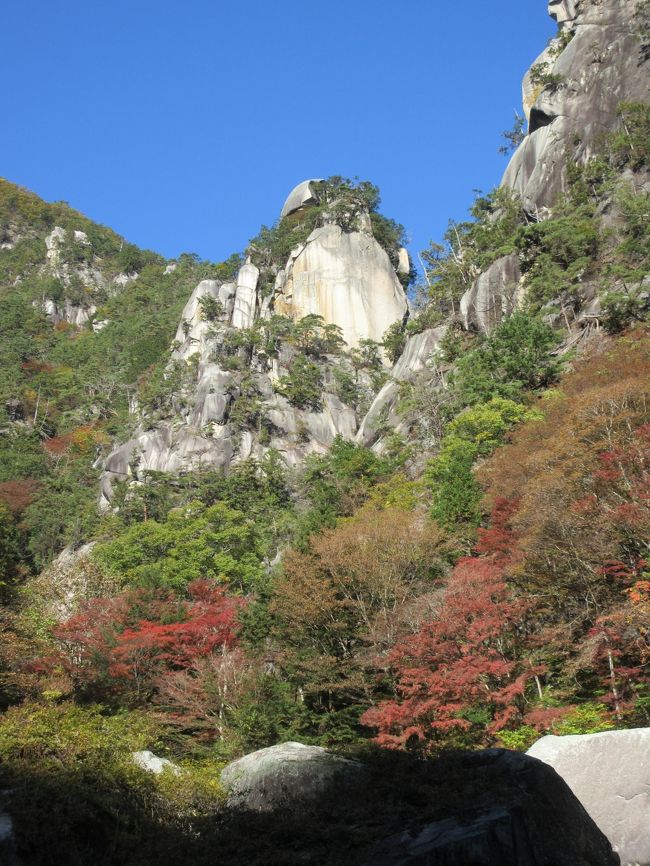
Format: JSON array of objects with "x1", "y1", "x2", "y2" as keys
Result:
[{"x1": 2, "y1": 0, "x2": 555, "y2": 264}]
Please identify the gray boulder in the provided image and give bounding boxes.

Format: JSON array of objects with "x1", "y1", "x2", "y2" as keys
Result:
[
  {"x1": 460, "y1": 254, "x2": 522, "y2": 334},
  {"x1": 281, "y1": 179, "x2": 322, "y2": 219},
  {"x1": 528, "y1": 728, "x2": 650, "y2": 866},
  {"x1": 357, "y1": 326, "x2": 446, "y2": 448},
  {"x1": 366, "y1": 749, "x2": 619, "y2": 866},
  {"x1": 220, "y1": 741, "x2": 366, "y2": 811},
  {"x1": 0, "y1": 792, "x2": 17, "y2": 866},
  {"x1": 132, "y1": 750, "x2": 181, "y2": 776}
]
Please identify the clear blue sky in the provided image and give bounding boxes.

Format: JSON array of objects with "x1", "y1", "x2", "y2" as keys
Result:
[{"x1": 3, "y1": 0, "x2": 554, "y2": 265}]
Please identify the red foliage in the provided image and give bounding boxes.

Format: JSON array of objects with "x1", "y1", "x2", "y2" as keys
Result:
[
  {"x1": 43, "y1": 434, "x2": 73, "y2": 455},
  {"x1": 474, "y1": 497, "x2": 521, "y2": 563},
  {"x1": 20, "y1": 360, "x2": 55, "y2": 373},
  {"x1": 52, "y1": 581, "x2": 245, "y2": 702},
  {"x1": 0, "y1": 479, "x2": 39, "y2": 514},
  {"x1": 362, "y1": 499, "x2": 536, "y2": 751}
]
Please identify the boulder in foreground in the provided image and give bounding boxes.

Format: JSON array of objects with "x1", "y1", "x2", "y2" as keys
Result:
[{"x1": 528, "y1": 728, "x2": 650, "y2": 866}]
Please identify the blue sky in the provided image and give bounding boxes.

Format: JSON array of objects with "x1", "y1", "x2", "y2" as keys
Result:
[{"x1": 3, "y1": 1, "x2": 554, "y2": 265}]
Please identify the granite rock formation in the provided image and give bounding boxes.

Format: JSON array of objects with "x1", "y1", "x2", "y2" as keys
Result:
[
  {"x1": 528, "y1": 728, "x2": 650, "y2": 866},
  {"x1": 502, "y1": 0, "x2": 649, "y2": 215}
]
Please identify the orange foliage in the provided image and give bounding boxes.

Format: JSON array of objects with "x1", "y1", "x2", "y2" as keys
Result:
[
  {"x1": 271, "y1": 507, "x2": 448, "y2": 711},
  {"x1": 43, "y1": 424, "x2": 109, "y2": 456},
  {"x1": 0, "y1": 479, "x2": 38, "y2": 514},
  {"x1": 477, "y1": 329, "x2": 650, "y2": 711}
]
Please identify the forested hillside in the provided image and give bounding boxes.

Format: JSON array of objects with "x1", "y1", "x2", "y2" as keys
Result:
[{"x1": 0, "y1": 1, "x2": 648, "y2": 863}]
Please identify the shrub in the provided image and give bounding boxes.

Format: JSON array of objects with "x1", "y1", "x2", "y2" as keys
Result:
[{"x1": 274, "y1": 354, "x2": 323, "y2": 410}]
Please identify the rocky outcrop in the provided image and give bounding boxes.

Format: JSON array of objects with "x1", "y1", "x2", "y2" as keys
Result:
[
  {"x1": 502, "y1": 0, "x2": 648, "y2": 215},
  {"x1": 0, "y1": 806, "x2": 17, "y2": 866},
  {"x1": 100, "y1": 425, "x2": 234, "y2": 507},
  {"x1": 274, "y1": 222, "x2": 408, "y2": 349},
  {"x1": 220, "y1": 742, "x2": 366, "y2": 811},
  {"x1": 460, "y1": 254, "x2": 522, "y2": 334},
  {"x1": 528, "y1": 728, "x2": 650, "y2": 866},
  {"x1": 218, "y1": 745, "x2": 618, "y2": 865},
  {"x1": 99, "y1": 181, "x2": 413, "y2": 501},
  {"x1": 23, "y1": 541, "x2": 122, "y2": 621},
  {"x1": 41, "y1": 298, "x2": 97, "y2": 328},
  {"x1": 357, "y1": 326, "x2": 446, "y2": 448},
  {"x1": 232, "y1": 261, "x2": 260, "y2": 329},
  {"x1": 281, "y1": 179, "x2": 322, "y2": 218}
]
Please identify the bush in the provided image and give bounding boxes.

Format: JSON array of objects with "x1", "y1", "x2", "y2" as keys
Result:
[
  {"x1": 450, "y1": 312, "x2": 561, "y2": 406},
  {"x1": 274, "y1": 354, "x2": 323, "y2": 410},
  {"x1": 427, "y1": 398, "x2": 538, "y2": 529}
]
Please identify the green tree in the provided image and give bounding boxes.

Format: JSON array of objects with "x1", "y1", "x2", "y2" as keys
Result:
[
  {"x1": 94, "y1": 501, "x2": 265, "y2": 592},
  {"x1": 275, "y1": 354, "x2": 323, "y2": 409},
  {"x1": 451, "y1": 313, "x2": 560, "y2": 406}
]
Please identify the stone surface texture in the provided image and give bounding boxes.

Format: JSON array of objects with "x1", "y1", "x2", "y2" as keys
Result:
[
  {"x1": 528, "y1": 728, "x2": 650, "y2": 866},
  {"x1": 274, "y1": 222, "x2": 408, "y2": 349},
  {"x1": 502, "y1": 0, "x2": 649, "y2": 214},
  {"x1": 460, "y1": 253, "x2": 522, "y2": 334},
  {"x1": 99, "y1": 182, "x2": 411, "y2": 502},
  {"x1": 132, "y1": 750, "x2": 181, "y2": 776},
  {"x1": 220, "y1": 741, "x2": 365, "y2": 811},
  {"x1": 366, "y1": 749, "x2": 619, "y2": 866},
  {"x1": 280, "y1": 179, "x2": 322, "y2": 218},
  {"x1": 357, "y1": 326, "x2": 446, "y2": 448}
]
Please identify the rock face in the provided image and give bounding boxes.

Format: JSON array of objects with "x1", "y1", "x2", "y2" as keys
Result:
[
  {"x1": 217, "y1": 745, "x2": 618, "y2": 865},
  {"x1": 502, "y1": 0, "x2": 648, "y2": 215},
  {"x1": 281, "y1": 179, "x2": 322, "y2": 218},
  {"x1": 100, "y1": 425, "x2": 234, "y2": 507},
  {"x1": 232, "y1": 261, "x2": 260, "y2": 330},
  {"x1": 460, "y1": 254, "x2": 522, "y2": 334},
  {"x1": 220, "y1": 741, "x2": 365, "y2": 811},
  {"x1": 528, "y1": 728, "x2": 650, "y2": 866},
  {"x1": 0, "y1": 809, "x2": 17, "y2": 866},
  {"x1": 365, "y1": 749, "x2": 618, "y2": 866},
  {"x1": 275, "y1": 222, "x2": 408, "y2": 349},
  {"x1": 357, "y1": 326, "x2": 446, "y2": 448},
  {"x1": 41, "y1": 298, "x2": 97, "y2": 328},
  {"x1": 99, "y1": 182, "x2": 411, "y2": 502}
]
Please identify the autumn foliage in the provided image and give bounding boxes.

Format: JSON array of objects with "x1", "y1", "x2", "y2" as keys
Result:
[
  {"x1": 51, "y1": 581, "x2": 245, "y2": 704},
  {"x1": 361, "y1": 498, "x2": 535, "y2": 750}
]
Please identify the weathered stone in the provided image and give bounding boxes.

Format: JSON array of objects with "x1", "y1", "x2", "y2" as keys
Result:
[
  {"x1": 232, "y1": 261, "x2": 259, "y2": 329},
  {"x1": 275, "y1": 223, "x2": 408, "y2": 349},
  {"x1": 132, "y1": 750, "x2": 181, "y2": 776},
  {"x1": 173, "y1": 279, "x2": 222, "y2": 361},
  {"x1": 460, "y1": 254, "x2": 522, "y2": 334},
  {"x1": 220, "y1": 741, "x2": 365, "y2": 811},
  {"x1": 528, "y1": 728, "x2": 650, "y2": 866},
  {"x1": 357, "y1": 327, "x2": 446, "y2": 447},
  {"x1": 188, "y1": 362, "x2": 235, "y2": 428},
  {"x1": 280, "y1": 179, "x2": 322, "y2": 219},
  {"x1": 503, "y1": 0, "x2": 648, "y2": 214},
  {"x1": 23, "y1": 541, "x2": 120, "y2": 622},
  {"x1": 0, "y1": 799, "x2": 17, "y2": 866},
  {"x1": 522, "y1": 41, "x2": 558, "y2": 122},
  {"x1": 41, "y1": 298, "x2": 97, "y2": 328},
  {"x1": 548, "y1": 0, "x2": 578, "y2": 26},
  {"x1": 397, "y1": 246, "x2": 410, "y2": 275},
  {"x1": 99, "y1": 425, "x2": 233, "y2": 507},
  {"x1": 366, "y1": 749, "x2": 618, "y2": 866}
]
